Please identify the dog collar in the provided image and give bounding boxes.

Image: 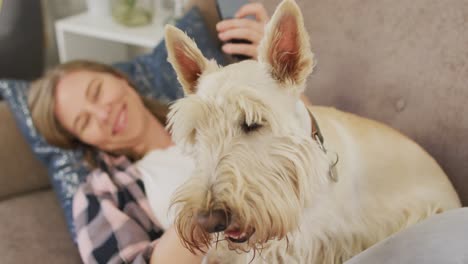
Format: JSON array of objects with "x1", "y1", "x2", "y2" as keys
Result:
[
  {"x1": 308, "y1": 109, "x2": 324, "y2": 147},
  {"x1": 307, "y1": 108, "x2": 339, "y2": 182}
]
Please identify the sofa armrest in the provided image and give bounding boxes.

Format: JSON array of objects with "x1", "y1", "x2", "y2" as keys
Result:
[{"x1": 0, "y1": 102, "x2": 49, "y2": 201}]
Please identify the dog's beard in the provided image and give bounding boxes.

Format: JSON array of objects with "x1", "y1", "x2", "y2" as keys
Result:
[{"x1": 171, "y1": 135, "x2": 330, "y2": 254}]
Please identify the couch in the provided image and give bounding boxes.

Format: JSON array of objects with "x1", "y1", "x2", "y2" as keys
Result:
[{"x1": 0, "y1": 0, "x2": 467, "y2": 263}]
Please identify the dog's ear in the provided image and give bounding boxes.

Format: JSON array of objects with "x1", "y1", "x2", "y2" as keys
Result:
[
  {"x1": 258, "y1": 0, "x2": 315, "y2": 90},
  {"x1": 165, "y1": 25, "x2": 208, "y2": 94}
]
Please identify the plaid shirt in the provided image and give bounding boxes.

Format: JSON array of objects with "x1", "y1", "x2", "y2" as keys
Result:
[{"x1": 73, "y1": 154, "x2": 164, "y2": 264}]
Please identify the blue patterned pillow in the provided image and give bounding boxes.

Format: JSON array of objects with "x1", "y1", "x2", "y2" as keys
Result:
[{"x1": 0, "y1": 7, "x2": 227, "y2": 241}]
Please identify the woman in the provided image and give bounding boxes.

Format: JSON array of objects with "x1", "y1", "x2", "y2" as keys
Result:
[{"x1": 29, "y1": 3, "x2": 269, "y2": 264}]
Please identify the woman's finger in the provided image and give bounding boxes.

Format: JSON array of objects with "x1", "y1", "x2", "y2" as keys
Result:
[
  {"x1": 235, "y1": 3, "x2": 269, "y2": 23},
  {"x1": 218, "y1": 28, "x2": 263, "y2": 44},
  {"x1": 222, "y1": 43, "x2": 258, "y2": 59}
]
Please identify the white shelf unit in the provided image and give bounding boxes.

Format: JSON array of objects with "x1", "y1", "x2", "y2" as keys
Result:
[{"x1": 55, "y1": 11, "x2": 170, "y2": 64}]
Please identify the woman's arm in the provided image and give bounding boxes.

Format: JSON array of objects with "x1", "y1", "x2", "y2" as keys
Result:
[{"x1": 150, "y1": 227, "x2": 205, "y2": 264}]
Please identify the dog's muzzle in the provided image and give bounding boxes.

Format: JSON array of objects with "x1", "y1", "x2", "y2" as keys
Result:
[
  {"x1": 197, "y1": 209, "x2": 255, "y2": 244},
  {"x1": 197, "y1": 209, "x2": 231, "y2": 234}
]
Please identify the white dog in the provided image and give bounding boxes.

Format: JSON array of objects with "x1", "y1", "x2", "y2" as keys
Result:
[{"x1": 161, "y1": 0, "x2": 461, "y2": 263}]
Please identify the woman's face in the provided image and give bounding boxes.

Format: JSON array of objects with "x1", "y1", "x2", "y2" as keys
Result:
[{"x1": 54, "y1": 70, "x2": 148, "y2": 152}]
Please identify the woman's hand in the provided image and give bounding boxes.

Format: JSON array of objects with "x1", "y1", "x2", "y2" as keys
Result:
[{"x1": 216, "y1": 2, "x2": 269, "y2": 59}]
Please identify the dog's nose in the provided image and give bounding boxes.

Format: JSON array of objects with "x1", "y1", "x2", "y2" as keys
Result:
[{"x1": 197, "y1": 209, "x2": 230, "y2": 233}]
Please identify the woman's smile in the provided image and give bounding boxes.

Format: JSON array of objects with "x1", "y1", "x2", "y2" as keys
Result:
[{"x1": 112, "y1": 103, "x2": 127, "y2": 136}]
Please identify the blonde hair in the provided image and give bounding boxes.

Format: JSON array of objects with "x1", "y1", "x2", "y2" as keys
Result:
[{"x1": 28, "y1": 60, "x2": 169, "y2": 167}]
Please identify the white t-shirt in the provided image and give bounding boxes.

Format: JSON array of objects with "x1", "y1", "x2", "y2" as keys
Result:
[{"x1": 135, "y1": 145, "x2": 195, "y2": 230}]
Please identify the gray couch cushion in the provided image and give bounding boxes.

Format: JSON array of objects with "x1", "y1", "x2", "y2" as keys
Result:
[
  {"x1": 0, "y1": 102, "x2": 49, "y2": 201},
  {"x1": 261, "y1": 0, "x2": 468, "y2": 205},
  {"x1": 0, "y1": 190, "x2": 81, "y2": 263},
  {"x1": 345, "y1": 208, "x2": 468, "y2": 264}
]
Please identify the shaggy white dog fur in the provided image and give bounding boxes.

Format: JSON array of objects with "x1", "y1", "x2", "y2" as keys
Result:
[{"x1": 158, "y1": 0, "x2": 461, "y2": 263}]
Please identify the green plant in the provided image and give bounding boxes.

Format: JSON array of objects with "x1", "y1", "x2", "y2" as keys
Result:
[{"x1": 111, "y1": 0, "x2": 153, "y2": 27}]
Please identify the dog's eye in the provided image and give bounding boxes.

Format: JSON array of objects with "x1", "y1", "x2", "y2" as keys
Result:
[{"x1": 241, "y1": 122, "x2": 263, "y2": 133}]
